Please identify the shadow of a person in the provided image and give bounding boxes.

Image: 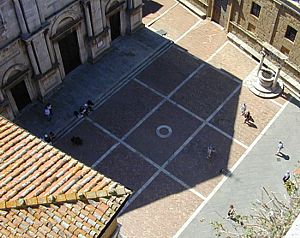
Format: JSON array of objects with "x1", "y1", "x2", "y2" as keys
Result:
[
  {"x1": 247, "y1": 121, "x2": 258, "y2": 129},
  {"x1": 277, "y1": 152, "x2": 290, "y2": 160}
]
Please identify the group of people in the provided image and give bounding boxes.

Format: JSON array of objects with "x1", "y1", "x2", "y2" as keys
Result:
[
  {"x1": 74, "y1": 100, "x2": 94, "y2": 118},
  {"x1": 43, "y1": 99, "x2": 94, "y2": 145}
]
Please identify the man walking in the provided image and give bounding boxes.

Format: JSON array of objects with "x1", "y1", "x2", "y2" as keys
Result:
[
  {"x1": 282, "y1": 171, "x2": 290, "y2": 183},
  {"x1": 276, "y1": 141, "x2": 284, "y2": 155},
  {"x1": 44, "y1": 106, "x2": 51, "y2": 121},
  {"x1": 207, "y1": 145, "x2": 216, "y2": 159},
  {"x1": 240, "y1": 103, "x2": 246, "y2": 116}
]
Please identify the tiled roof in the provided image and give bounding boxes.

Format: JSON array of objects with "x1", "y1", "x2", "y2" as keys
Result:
[{"x1": 0, "y1": 116, "x2": 131, "y2": 237}]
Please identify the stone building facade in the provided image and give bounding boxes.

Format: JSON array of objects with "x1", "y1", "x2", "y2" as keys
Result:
[
  {"x1": 189, "y1": 0, "x2": 300, "y2": 89},
  {"x1": 0, "y1": 0, "x2": 142, "y2": 120}
]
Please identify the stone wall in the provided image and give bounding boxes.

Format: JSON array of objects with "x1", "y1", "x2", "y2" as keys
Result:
[
  {"x1": 0, "y1": 0, "x2": 143, "y2": 119},
  {"x1": 226, "y1": 0, "x2": 300, "y2": 81}
]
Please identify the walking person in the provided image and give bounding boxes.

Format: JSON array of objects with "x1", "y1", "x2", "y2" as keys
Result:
[
  {"x1": 276, "y1": 141, "x2": 284, "y2": 155},
  {"x1": 227, "y1": 205, "x2": 236, "y2": 220},
  {"x1": 244, "y1": 111, "x2": 251, "y2": 124},
  {"x1": 44, "y1": 106, "x2": 51, "y2": 121},
  {"x1": 207, "y1": 145, "x2": 216, "y2": 159},
  {"x1": 240, "y1": 103, "x2": 247, "y2": 116},
  {"x1": 282, "y1": 171, "x2": 290, "y2": 183},
  {"x1": 227, "y1": 205, "x2": 244, "y2": 226},
  {"x1": 46, "y1": 103, "x2": 53, "y2": 116}
]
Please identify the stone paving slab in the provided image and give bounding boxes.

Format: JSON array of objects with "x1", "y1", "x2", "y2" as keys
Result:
[
  {"x1": 95, "y1": 144, "x2": 158, "y2": 192},
  {"x1": 119, "y1": 172, "x2": 203, "y2": 238},
  {"x1": 210, "y1": 85, "x2": 280, "y2": 146},
  {"x1": 208, "y1": 42, "x2": 258, "y2": 80},
  {"x1": 177, "y1": 20, "x2": 227, "y2": 61},
  {"x1": 54, "y1": 119, "x2": 117, "y2": 167},
  {"x1": 90, "y1": 81, "x2": 162, "y2": 138},
  {"x1": 171, "y1": 65, "x2": 240, "y2": 119},
  {"x1": 150, "y1": 4, "x2": 199, "y2": 40},
  {"x1": 137, "y1": 45, "x2": 203, "y2": 95},
  {"x1": 142, "y1": 0, "x2": 178, "y2": 25},
  {"x1": 125, "y1": 101, "x2": 202, "y2": 165},
  {"x1": 166, "y1": 125, "x2": 245, "y2": 197}
]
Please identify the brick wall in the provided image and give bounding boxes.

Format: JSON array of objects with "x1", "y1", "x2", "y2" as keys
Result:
[{"x1": 227, "y1": 0, "x2": 300, "y2": 81}]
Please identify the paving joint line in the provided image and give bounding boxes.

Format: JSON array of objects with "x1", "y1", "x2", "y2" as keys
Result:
[
  {"x1": 207, "y1": 123, "x2": 249, "y2": 149},
  {"x1": 207, "y1": 40, "x2": 229, "y2": 62},
  {"x1": 134, "y1": 78, "x2": 248, "y2": 149},
  {"x1": 147, "y1": 2, "x2": 179, "y2": 27},
  {"x1": 134, "y1": 78, "x2": 204, "y2": 122},
  {"x1": 175, "y1": 19, "x2": 202, "y2": 43},
  {"x1": 270, "y1": 99, "x2": 284, "y2": 108},
  {"x1": 206, "y1": 85, "x2": 241, "y2": 122},
  {"x1": 211, "y1": 64, "x2": 242, "y2": 85},
  {"x1": 87, "y1": 106, "x2": 207, "y2": 201},
  {"x1": 173, "y1": 96, "x2": 291, "y2": 238}
]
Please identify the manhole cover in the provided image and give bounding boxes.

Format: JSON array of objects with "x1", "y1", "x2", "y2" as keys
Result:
[{"x1": 156, "y1": 125, "x2": 172, "y2": 139}]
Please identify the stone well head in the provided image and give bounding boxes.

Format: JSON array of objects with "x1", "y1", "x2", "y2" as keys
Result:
[{"x1": 258, "y1": 68, "x2": 275, "y2": 88}]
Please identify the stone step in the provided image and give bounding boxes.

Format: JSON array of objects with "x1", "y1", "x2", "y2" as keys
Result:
[{"x1": 177, "y1": 0, "x2": 207, "y2": 19}]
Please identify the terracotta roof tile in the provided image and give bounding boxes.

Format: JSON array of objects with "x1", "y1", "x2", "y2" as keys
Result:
[{"x1": 0, "y1": 116, "x2": 131, "y2": 237}]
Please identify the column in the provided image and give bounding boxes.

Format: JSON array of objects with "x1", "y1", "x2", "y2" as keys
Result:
[
  {"x1": 35, "y1": 0, "x2": 45, "y2": 24},
  {"x1": 206, "y1": 0, "x2": 215, "y2": 18},
  {"x1": 225, "y1": 0, "x2": 233, "y2": 32},
  {"x1": 257, "y1": 50, "x2": 266, "y2": 76},
  {"x1": 272, "y1": 65, "x2": 282, "y2": 89},
  {"x1": 83, "y1": 2, "x2": 93, "y2": 37},
  {"x1": 44, "y1": 31, "x2": 56, "y2": 64},
  {"x1": 26, "y1": 42, "x2": 40, "y2": 76},
  {"x1": 13, "y1": 0, "x2": 29, "y2": 36}
]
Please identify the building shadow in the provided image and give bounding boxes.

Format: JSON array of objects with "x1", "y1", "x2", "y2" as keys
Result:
[{"x1": 142, "y1": 0, "x2": 163, "y2": 18}]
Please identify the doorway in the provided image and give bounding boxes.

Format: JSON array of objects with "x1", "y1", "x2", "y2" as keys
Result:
[
  {"x1": 109, "y1": 11, "x2": 121, "y2": 41},
  {"x1": 212, "y1": 0, "x2": 228, "y2": 27},
  {"x1": 10, "y1": 80, "x2": 31, "y2": 111},
  {"x1": 58, "y1": 30, "x2": 81, "y2": 75}
]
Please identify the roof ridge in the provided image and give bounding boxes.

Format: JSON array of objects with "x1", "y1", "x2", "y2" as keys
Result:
[{"x1": 0, "y1": 186, "x2": 131, "y2": 210}]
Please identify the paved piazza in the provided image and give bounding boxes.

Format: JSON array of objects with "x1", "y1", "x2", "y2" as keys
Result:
[{"x1": 16, "y1": 1, "x2": 298, "y2": 237}]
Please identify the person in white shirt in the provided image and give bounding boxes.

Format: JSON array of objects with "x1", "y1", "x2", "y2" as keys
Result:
[{"x1": 276, "y1": 141, "x2": 284, "y2": 155}]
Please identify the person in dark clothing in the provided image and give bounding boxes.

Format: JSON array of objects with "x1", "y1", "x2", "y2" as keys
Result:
[
  {"x1": 283, "y1": 171, "x2": 290, "y2": 183},
  {"x1": 71, "y1": 136, "x2": 83, "y2": 145}
]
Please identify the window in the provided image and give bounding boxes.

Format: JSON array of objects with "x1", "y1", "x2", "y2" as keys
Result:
[
  {"x1": 251, "y1": 2, "x2": 261, "y2": 18},
  {"x1": 285, "y1": 25, "x2": 297, "y2": 42},
  {"x1": 280, "y1": 46, "x2": 290, "y2": 56},
  {"x1": 247, "y1": 23, "x2": 256, "y2": 33}
]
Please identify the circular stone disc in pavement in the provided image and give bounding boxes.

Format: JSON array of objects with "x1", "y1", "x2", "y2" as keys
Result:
[{"x1": 156, "y1": 125, "x2": 172, "y2": 139}]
